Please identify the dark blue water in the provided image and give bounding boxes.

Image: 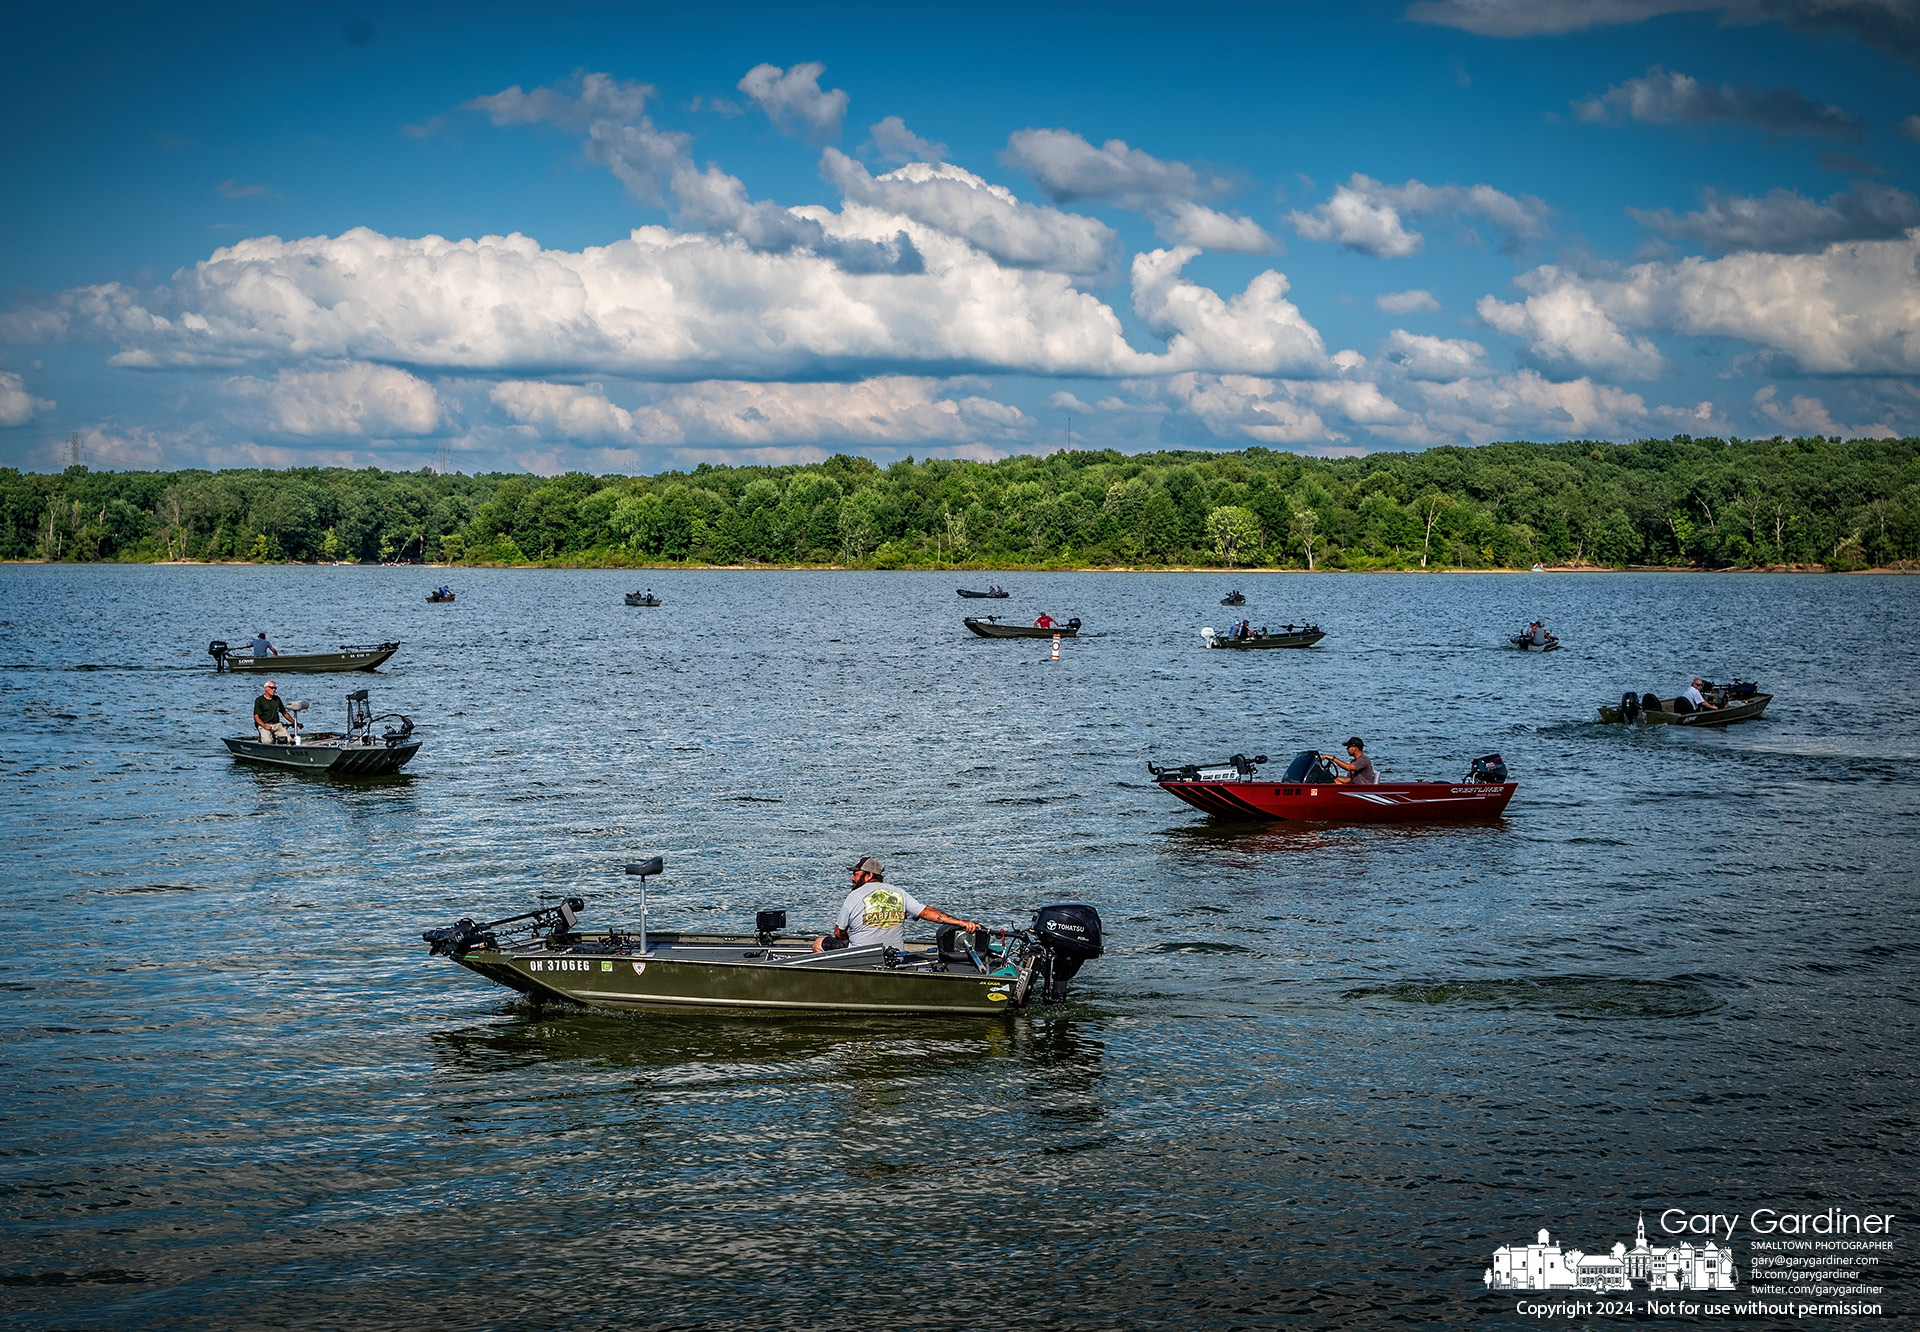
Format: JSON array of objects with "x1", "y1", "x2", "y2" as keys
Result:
[{"x1": 2, "y1": 566, "x2": 1913, "y2": 1329}]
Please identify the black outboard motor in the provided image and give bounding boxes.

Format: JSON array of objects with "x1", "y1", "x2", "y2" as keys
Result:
[
  {"x1": 1620, "y1": 690, "x2": 1640, "y2": 723},
  {"x1": 208, "y1": 640, "x2": 229, "y2": 672},
  {"x1": 1033, "y1": 904, "x2": 1103, "y2": 1002},
  {"x1": 1466, "y1": 753, "x2": 1507, "y2": 783}
]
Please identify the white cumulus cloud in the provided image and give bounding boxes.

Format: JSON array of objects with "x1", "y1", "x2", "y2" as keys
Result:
[
  {"x1": 1377, "y1": 289, "x2": 1441, "y2": 314},
  {"x1": 1290, "y1": 173, "x2": 1550, "y2": 258},
  {"x1": 1628, "y1": 181, "x2": 1920, "y2": 253},
  {"x1": 491, "y1": 376, "x2": 1030, "y2": 446},
  {"x1": 1752, "y1": 385, "x2": 1895, "y2": 438},
  {"x1": 866, "y1": 116, "x2": 948, "y2": 164},
  {"x1": 1488, "y1": 235, "x2": 1920, "y2": 375},
  {"x1": 1478, "y1": 279, "x2": 1667, "y2": 378},
  {"x1": 1002, "y1": 128, "x2": 1230, "y2": 206},
  {"x1": 821, "y1": 150, "x2": 1116, "y2": 276},
  {"x1": 227, "y1": 362, "x2": 443, "y2": 437},
  {"x1": 1382, "y1": 330, "x2": 1492, "y2": 379},
  {"x1": 1152, "y1": 201, "x2": 1277, "y2": 253},
  {"x1": 1132, "y1": 247, "x2": 1331, "y2": 376},
  {"x1": 0, "y1": 370, "x2": 52, "y2": 426},
  {"x1": 737, "y1": 62, "x2": 849, "y2": 141}
]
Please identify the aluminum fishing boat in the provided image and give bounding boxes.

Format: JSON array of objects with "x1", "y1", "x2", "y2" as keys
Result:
[
  {"x1": 1150, "y1": 750, "x2": 1516, "y2": 823},
  {"x1": 423, "y1": 858, "x2": 1103, "y2": 1017},
  {"x1": 426, "y1": 589, "x2": 455, "y2": 603},
  {"x1": 625, "y1": 591, "x2": 661, "y2": 606},
  {"x1": 209, "y1": 640, "x2": 399, "y2": 673},
  {"x1": 1599, "y1": 681, "x2": 1771, "y2": 726},
  {"x1": 1201, "y1": 623, "x2": 1324, "y2": 650},
  {"x1": 965, "y1": 616, "x2": 1080, "y2": 638},
  {"x1": 223, "y1": 688, "x2": 420, "y2": 775},
  {"x1": 957, "y1": 587, "x2": 1009, "y2": 598}
]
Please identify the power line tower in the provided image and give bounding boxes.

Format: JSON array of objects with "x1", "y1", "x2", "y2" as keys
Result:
[
  {"x1": 436, "y1": 440, "x2": 448, "y2": 476},
  {"x1": 63, "y1": 431, "x2": 81, "y2": 468}
]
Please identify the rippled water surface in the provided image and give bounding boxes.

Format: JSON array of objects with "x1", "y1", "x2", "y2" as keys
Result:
[{"x1": 3, "y1": 566, "x2": 1914, "y2": 1329}]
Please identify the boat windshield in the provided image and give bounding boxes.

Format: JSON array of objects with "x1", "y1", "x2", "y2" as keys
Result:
[{"x1": 1280, "y1": 750, "x2": 1336, "y2": 783}]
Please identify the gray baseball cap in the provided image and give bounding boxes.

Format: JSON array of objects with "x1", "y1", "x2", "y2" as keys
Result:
[{"x1": 846, "y1": 855, "x2": 884, "y2": 876}]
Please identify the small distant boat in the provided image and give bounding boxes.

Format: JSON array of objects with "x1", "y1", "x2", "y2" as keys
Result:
[
  {"x1": 209, "y1": 640, "x2": 399, "y2": 673},
  {"x1": 1201, "y1": 624, "x2": 1324, "y2": 650},
  {"x1": 1149, "y1": 750, "x2": 1516, "y2": 824},
  {"x1": 957, "y1": 587, "x2": 1010, "y2": 599},
  {"x1": 1220, "y1": 590, "x2": 1246, "y2": 606},
  {"x1": 1531, "y1": 564, "x2": 1545, "y2": 573},
  {"x1": 223, "y1": 689, "x2": 420, "y2": 775},
  {"x1": 426, "y1": 589, "x2": 455, "y2": 603},
  {"x1": 965, "y1": 616, "x2": 1079, "y2": 638},
  {"x1": 1507, "y1": 634, "x2": 1560, "y2": 652},
  {"x1": 625, "y1": 592, "x2": 661, "y2": 606},
  {"x1": 1599, "y1": 683, "x2": 1771, "y2": 726}
]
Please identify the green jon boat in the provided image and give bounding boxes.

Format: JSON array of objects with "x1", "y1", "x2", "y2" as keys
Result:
[
  {"x1": 224, "y1": 689, "x2": 420, "y2": 775},
  {"x1": 423, "y1": 859, "x2": 1103, "y2": 1017},
  {"x1": 1598, "y1": 682, "x2": 1772, "y2": 726},
  {"x1": 210, "y1": 640, "x2": 399, "y2": 673},
  {"x1": 964, "y1": 616, "x2": 1080, "y2": 639},
  {"x1": 1201, "y1": 623, "x2": 1324, "y2": 649}
]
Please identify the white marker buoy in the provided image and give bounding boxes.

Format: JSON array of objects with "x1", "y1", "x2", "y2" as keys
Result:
[{"x1": 1051, "y1": 633, "x2": 1060, "y2": 661}]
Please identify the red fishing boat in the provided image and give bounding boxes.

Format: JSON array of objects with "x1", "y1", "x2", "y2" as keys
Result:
[{"x1": 1149, "y1": 750, "x2": 1516, "y2": 823}]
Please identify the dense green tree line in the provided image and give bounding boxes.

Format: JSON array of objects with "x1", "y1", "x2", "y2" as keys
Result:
[{"x1": 4, "y1": 435, "x2": 1917, "y2": 571}]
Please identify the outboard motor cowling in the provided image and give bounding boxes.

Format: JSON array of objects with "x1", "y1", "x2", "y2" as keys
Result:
[
  {"x1": 1620, "y1": 690, "x2": 1640, "y2": 723},
  {"x1": 209, "y1": 640, "x2": 229, "y2": 672},
  {"x1": 1033, "y1": 903, "x2": 1103, "y2": 1002},
  {"x1": 1466, "y1": 753, "x2": 1507, "y2": 783}
]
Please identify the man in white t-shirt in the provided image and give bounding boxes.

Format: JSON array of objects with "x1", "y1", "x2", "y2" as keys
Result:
[
  {"x1": 811, "y1": 856, "x2": 982, "y2": 953},
  {"x1": 1681, "y1": 678, "x2": 1718, "y2": 712}
]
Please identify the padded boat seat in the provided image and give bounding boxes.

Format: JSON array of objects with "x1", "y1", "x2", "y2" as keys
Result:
[{"x1": 777, "y1": 944, "x2": 894, "y2": 968}]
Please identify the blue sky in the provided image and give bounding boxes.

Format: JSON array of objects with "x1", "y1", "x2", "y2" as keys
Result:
[{"x1": 3, "y1": 0, "x2": 1917, "y2": 473}]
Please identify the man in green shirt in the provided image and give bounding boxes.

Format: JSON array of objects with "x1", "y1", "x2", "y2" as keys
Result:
[{"x1": 253, "y1": 681, "x2": 294, "y2": 743}]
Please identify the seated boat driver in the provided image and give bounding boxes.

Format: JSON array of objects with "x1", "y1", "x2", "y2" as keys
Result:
[
  {"x1": 249, "y1": 630, "x2": 279, "y2": 658},
  {"x1": 253, "y1": 681, "x2": 294, "y2": 743},
  {"x1": 1321, "y1": 737, "x2": 1377, "y2": 785},
  {"x1": 812, "y1": 856, "x2": 981, "y2": 953},
  {"x1": 1034, "y1": 612, "x2": 1056, "y2": 630},
  {"x1": 1682, "y1": 678, "x2": 1719, "y2": 711}
]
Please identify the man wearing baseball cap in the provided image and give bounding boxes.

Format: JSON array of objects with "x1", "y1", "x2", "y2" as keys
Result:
[
  {"x1": 811, "y1": 856, "x2": 982, "y2": 953},
  {"x1": 1320, "y1": 736, "x2": 1376, "y2": 786}
]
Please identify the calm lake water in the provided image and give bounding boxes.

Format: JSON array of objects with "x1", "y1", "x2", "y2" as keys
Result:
[{"x1": 2, "y1": 565, "x2": 1914, "y2": 1330}]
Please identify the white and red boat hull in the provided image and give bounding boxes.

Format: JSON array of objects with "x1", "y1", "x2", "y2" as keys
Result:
[{"x1": 1156, "y1": 777, "x2": 1516, "y2": 823}]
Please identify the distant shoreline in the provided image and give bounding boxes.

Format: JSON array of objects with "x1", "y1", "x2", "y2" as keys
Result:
[{"x1": 6, "y1": 558, "x2": 1915, "y2": 574}]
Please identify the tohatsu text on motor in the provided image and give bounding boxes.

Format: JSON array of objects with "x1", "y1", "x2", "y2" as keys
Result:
[{"x1": 1660, "y1": 1209, "x2": 1896, "y2": 1239}]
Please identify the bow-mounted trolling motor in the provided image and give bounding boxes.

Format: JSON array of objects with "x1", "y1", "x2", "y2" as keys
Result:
[
  {"x1": 344, "y1": 689, "x2": 415, "y2": 748},
  {"x1": 1147, "y1": 753, "x2": 1268, "y2": 783},
  {"x1": 423, "y1": 897, "x2": 585, "y2": 958}
]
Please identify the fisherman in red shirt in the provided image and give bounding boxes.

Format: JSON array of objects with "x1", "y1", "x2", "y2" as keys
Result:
[{"x1": 1034, "y1": 612, "x2": 1056, "y2": 629}]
